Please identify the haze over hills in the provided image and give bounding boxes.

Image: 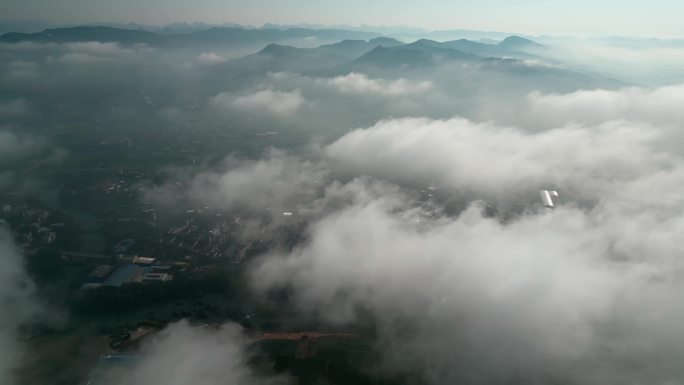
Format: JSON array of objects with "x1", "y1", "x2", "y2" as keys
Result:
[
  {"x1": 0, "y1": 26, "x2": 165, "y2": 45},
  {"x1": 0, "y1": 20, "x2": 520, "y2": 40},
  {"x1": 4, "y1": 24, "x2": 684, "y2": 81},
  {"x1": 0, "y1": 25, "x2": 621, "y2": 88},
  {"x1": 202, "y1": 32, "x2": 624, "y2": 92},
  {"x1": 0, "y1": 25, "x2": 382, "y2": 47}
]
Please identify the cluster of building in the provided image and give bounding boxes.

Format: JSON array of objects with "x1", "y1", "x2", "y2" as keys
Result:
[
  {"x1": 103, "y1": 177, "x2": 135, "y2": 195},
  {"x1": 82, "y1": 256, "x2": 173, "y2": 289},
  {"x1": 62, "y1": 168, "x2": 161, "y2": 200},
  {"x1": 157, "y1": 213, "x2": 266, "y2": 263},
  {"x1": 1, "y1": 204, "x2": 60, "y2": 247}
]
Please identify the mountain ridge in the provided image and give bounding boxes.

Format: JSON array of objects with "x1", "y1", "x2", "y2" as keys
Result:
[{"x1": 0, "y1": 25, "x2": 383, "y2": 47}]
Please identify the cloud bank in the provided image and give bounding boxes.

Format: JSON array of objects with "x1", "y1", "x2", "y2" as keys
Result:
[
  {"x1": 528, "y1": 84, "x2": 684, "y2": 128},
  {"x1": 6, "y1": 33, "x2": 684, "y2": 385},
  {"x1": 325, "y1": 116, "x2": 673, "y2": 209},
  {"x1": 250, "y1": 171, "x2": 684, "y2": 383},
  {"x1": 242, "y1": 84, "x2": 684, "y2": 384}
]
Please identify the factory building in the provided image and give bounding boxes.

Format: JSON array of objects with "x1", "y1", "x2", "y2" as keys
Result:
[
  {"x1": 142, "y1": 272, "x2": 173, "y2": 282},
  {"x1": 86, "y1": 265, "x2": 114, "y2": 284},
  {"x1": 132, "y1": 256, "x2": 156, "y2": 266},
  {"x1": 103, "y1": 264, "x2": 152, "y2": 287},
  {"x1": 82, "y1": 265, "x2": 115, "y2": 289}
]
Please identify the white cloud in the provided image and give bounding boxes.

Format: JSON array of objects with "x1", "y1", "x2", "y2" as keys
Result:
[
  {"x1": 540, "y1": 43, "x2": 684, "y2": 84},
  {"x1": 195, "y1": 52, "x2": 227, "y2": 65},
  {"x1": 0, "y1": 130, "x2": 48, "y2": 161},
  {"x1": 0, "y1": 228, "x2": 42, "y2": 385},
  {"x1": 96, "y1": 321, "x2": 284, "y2": 385},
  {"x1": 266, "y1": 71, "x2": 292, "y2": 81},
  {"x1": 3, "y1": 61, "x2": 39, "y2": 80},
  {"x1": 6, "y1": 34, "x2": 684, "y2": 384},
  {"x1": 47, "y1": 52, "x2": 111, "y2": 64},
  {"x1": 250, "y1": 168, "x2": 684, "y2": 383},
  {"x1": 43, "y1": 42, "x2": 151, "y2": 64},
  {"x1": 325, "y1": 117, "x2": 671, "y2": 207},
  {"x1": 186, "y1": 150, "x2": 325, "y2": 211},
  {"x1": 62, "y1": 42, "x2": 133, "y2": 56},
  {"x1": 0, "y1": 42, "x2": 57, "y2": 51},
  {"x1": 0, "y1": 99, "x2": 30, "y2": 118},
  {"x1": 215, "y1": 89, "x2": 305, "y2": 116},
  {"x1": 326, "y1": 72, "x2": 432, "y2": 96},
  {"x1": 243, "y1": 102, "x2": 684, "y2": 383},
  {"x1": 528, "y1": 84, "x2": 684, "y2": 127}
]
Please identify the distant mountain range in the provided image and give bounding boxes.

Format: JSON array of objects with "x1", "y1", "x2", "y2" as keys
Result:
[
  {"x1": 233, "y1": 37, "x2": 405, "y2": 71},
  {"x1": 0, "y1": 21, "x2": 519, "y2": 40},
  {"x1": 229, "y1": 35, "x2": 547, "y2": 72},
  {"x1": 201, "y1": 33, "x2": 623, "y2": 93},
  {"x1": 0, "y1": 26, "x2": 165, "y2": 45},
  {"x1": 359, "y1": 36, "x2": 547, "y2": 63},
  {"x1": 0, "y1": 25, "x2": 624, "y2": 91},
  {"x1": 0, "y1": 25, "x2": 383, "y2": 48},
  {"x1": 0, "y1": 25, "x2": 544, "y2": 61}
]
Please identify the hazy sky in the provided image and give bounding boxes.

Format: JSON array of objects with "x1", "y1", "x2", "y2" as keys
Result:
[{"x1": 1, "y1": 0, "x2": 683, "y2": 37}]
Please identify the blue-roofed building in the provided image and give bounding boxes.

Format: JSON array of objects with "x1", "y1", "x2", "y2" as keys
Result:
[
  {"x1": 86, "y1": 265, "x2": 114, "y2": 284},
  {"x1": 103, "y1": 264, "x2": 151, "y2": 287}
]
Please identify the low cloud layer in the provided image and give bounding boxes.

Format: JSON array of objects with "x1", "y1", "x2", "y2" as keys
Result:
[
  {"x1": 0, "y1": 130, "x2": 47, "y2": 161},
  {"x1": 186, "y1": 150, "x2": 326, "y2": 211},
  {"x1": 97, "y1": 321, "x2": 285, "y2": 385},
  {"x1": 5, "y1": 32, "x2": 684, "y2": 385},
  {"x1": 251, "y1": 171, "x2": 684, "y2": 383},
  {"x1": 0, "y1": 228, "x2": 42, "y2": 385},
  {"x1": 243, "y1": 84, "x2": 684, "y2": 384},
  {"x1": 326, "y1": 72, "x2": 432, "y2": 96},
  {"x1": 326, "y1": 116, "x2": 672, "y2": 209},
  {"x1": 220, "y1": 89, "x2": 305, "y2": 117},
  {"x1": 195, "y1": 52, "x2": 228, "y2": 65},
  {"x1": 528, "y1": 84, "x2": 684, "y2": 128},
  {"x1": 532, "y1": 42, "x2": 684, "y2": 85}
]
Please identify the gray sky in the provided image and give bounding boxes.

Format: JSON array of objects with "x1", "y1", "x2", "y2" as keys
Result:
[{"x1": 1, "y1": 0, "x2": 683, "y2": 37}]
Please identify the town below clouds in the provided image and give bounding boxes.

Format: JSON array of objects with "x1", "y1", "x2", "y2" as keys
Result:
[{"x1": 2, "y1": 22, "x2": 684, "y2": 385}]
